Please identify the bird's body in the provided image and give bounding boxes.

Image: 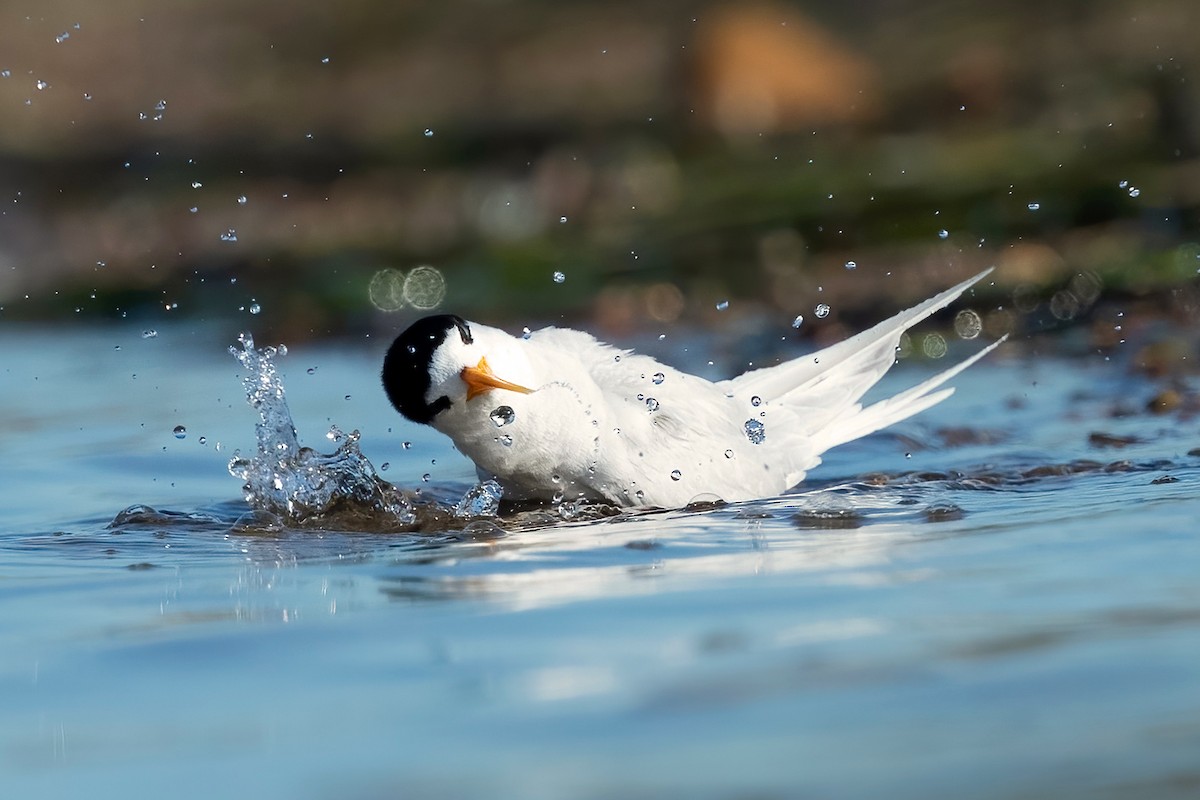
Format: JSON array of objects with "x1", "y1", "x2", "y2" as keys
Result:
[{"x1": 383, "y1": 270, "x2": 1001, "y2": 508}]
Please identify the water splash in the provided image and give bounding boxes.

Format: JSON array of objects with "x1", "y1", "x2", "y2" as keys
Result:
[
  {"x1": 454, "y1": 480, "x2": 503, "y2": 518},
  {"x1": 228, "y1": 332, "x2": 415, "y2": 527}
]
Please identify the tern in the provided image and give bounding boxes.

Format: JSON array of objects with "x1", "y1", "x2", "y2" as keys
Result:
[{"x1": 383, "y1": 269, "x2": 1001, "y2": 508}]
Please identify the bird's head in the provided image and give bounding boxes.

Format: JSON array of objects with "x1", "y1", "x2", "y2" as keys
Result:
[{"x1": 382, "y1": 315, "x2": 535, "y2": 426}]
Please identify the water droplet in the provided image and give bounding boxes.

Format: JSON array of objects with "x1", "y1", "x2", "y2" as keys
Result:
[
  {"x1": 499, "y1": 434, "x2": 513, "y2": 447},
  {"x1": 645, "y1": 397, "x2": 659, "y2": 412},
  {"x1": 489, "y1": 405, "x2": 516, "y2": 427},
  {"x1": 724, "y1": 449, "x2": 734, "y2": 459},
  {"x1": 402, "y1": 441, "x2": 412, "y2": 450},
  {"x1": 0, "y1": 70, "x2": 10, "y2": 78},
  {"x1": 670, "y1": 469, "x2": 682, "y2": 481},
  {"x1": 35, "y1": 79, "x2": 49, "y2": 91},
  {"x1": 716, "y1": 299, "x2": 729, "y2": 311},
  {"x1": 792, "y1": 315, "x2": 804, "y2": 329},
  {"x1": 321, "y1": 56, "x2": 331, "y2": 64},
  {"x1": 844, "y1": 260, "x2": 857, "y2": 270},
  {"x1": 141, "y1": 329, "x2": 158, "y2": 339},
  {"x1": 423, "y1": 128, "x2": 434, "y2": 137},
  {"x1": 219, "y1": 229, "x2": 238, "y2": 242},
  {"x1": 938, "y1": 229, "x2": 949, "y2": 239},
  {"x1": 552, "y1": 270, "x2": 566, "y2": 284},
  {"x1": 1027, "y1": 202, "x2": 1040, "y2": 211},
  {"x1": 422, "y1": 473, "x2": 432, "y2": 482},
  {"x1": 173, "y1": 425, "x2": 187, "y2": 439},
  {"x1": 191, "y1": 181, "x2": 203, "y2": 189},
  {"x1": 237, "y1": 195, "x2": 248, "y2": 205},
  {"x1": 248, "y1": 302, "x2": 261, "y2": 315},
  {"x1": 652, "y1": 372, "x2": 665, "y2": 385},
  {"x1": 306, "y1": 367, "x2": 317, "y2": 375},
  {"x1": 522, "y1": 327, "x2": 532, "y2": 340},
  {"x1": 559, "y1": 216, "x2": 568, "y2": 223},
  {"x1": 750, "y1": 395, "x2": 763, "y2": 407},
  {"x1": 1128, "y1": 187, "x2": 1141, "y2": 198},
  {"x1": 744, "y1": 418, "x2": 766, "y2": 444},
  {"x1": 814, "y1": 303, "x2": 830, "y2": 319},
  {"x1": 55, "y1": 31, "x2": 70, "y2": 44}
]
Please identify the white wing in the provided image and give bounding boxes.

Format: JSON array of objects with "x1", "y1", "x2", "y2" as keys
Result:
[
  {"x1": 525, "y1": 326, "x2": 796, "y2": 504},
  {"x1": 519, "y1": 270, "x2": 1000, "y2": 505}
]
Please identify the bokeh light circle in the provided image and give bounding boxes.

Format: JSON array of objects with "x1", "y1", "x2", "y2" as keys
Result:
[
  {"x1": 368, "y1": 269, "x2": 406, "y2": 312},
  {"x1": 402, "y1": 265, "x2": 447, "y2": 310}
]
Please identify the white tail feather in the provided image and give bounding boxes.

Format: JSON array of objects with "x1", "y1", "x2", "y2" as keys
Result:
[
  {"x1": 810, "y1": 336, "x2": 1006, "y2": 454},
  {"x1": 724, "y1": 268, "x2": 994, "y2": 405},
  {"x1": 726, "y1": 268, "x2": 1002, "y2": 479}
]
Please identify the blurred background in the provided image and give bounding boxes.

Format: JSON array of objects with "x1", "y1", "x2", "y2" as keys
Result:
[{"x1": 1, "y1": 0, "x2": 1198, "y2": 346}]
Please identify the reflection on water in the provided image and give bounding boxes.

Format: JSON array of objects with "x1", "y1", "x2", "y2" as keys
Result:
[{"x1": 2, "y1": 326, "x2": 1200, "y2": 798}]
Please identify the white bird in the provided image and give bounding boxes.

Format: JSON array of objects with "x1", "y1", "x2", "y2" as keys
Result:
[{"x1": 382, "y1": 269, "x2": 1002, "y2": 508}]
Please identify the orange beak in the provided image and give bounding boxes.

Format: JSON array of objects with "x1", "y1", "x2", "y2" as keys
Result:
[{"x1": 461, "y1": 357, "x2": 534, "y2": 401}]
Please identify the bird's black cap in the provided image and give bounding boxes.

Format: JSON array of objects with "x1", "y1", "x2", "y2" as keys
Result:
[{"x1": 382, "y1": 315, "x2": 473, "y2": 424}]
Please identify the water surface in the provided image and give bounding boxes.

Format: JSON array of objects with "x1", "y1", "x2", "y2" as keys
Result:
[{"x1": 2, "y1": 324, "x2": 1199, "y2": 799}]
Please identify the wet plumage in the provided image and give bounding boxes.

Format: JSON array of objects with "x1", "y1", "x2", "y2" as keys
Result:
[{"x1": 383, "y1": 270, "x2": 1001, "y2": 508}]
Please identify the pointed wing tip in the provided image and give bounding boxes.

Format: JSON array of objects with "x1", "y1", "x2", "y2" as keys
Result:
[
  {"x1": 951, "y1": 266, "x2": 996, "y2": 295},
  {"x1": 977, "y1": 333, "x2": 1009, "y2": 354}
]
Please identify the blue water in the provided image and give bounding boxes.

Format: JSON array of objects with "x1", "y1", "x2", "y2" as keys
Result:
[{"x1": 3, "y1": 324, "x2": 1199, "y2": 799}]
